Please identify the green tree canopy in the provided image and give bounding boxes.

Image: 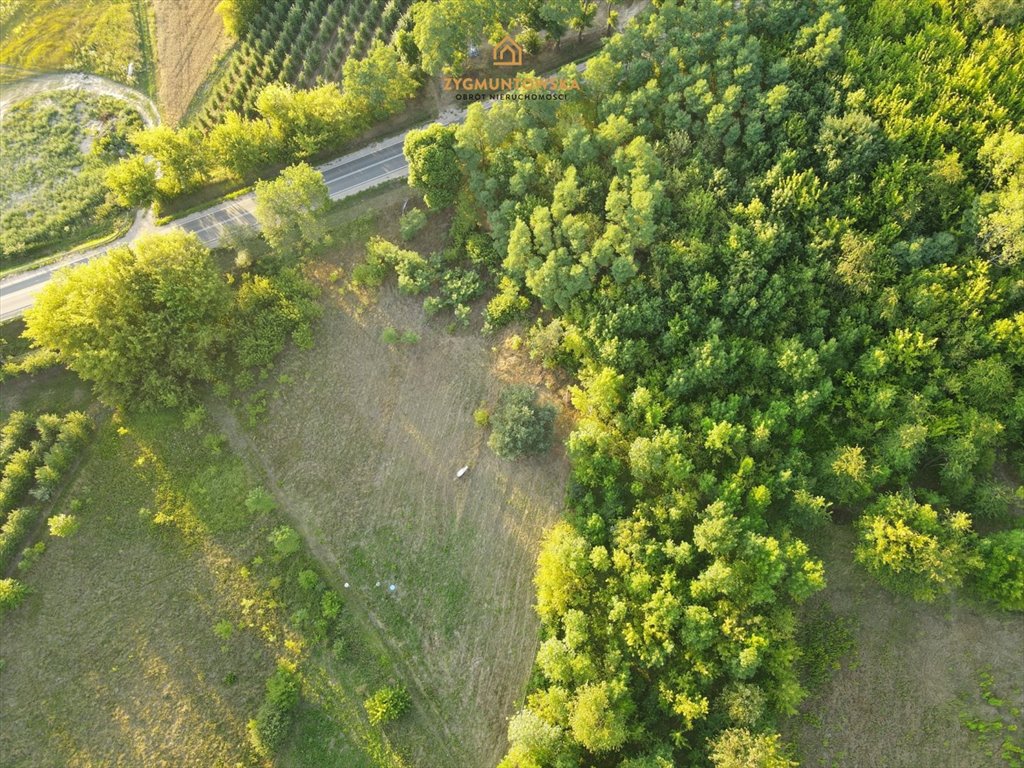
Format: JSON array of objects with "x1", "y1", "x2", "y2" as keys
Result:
[
  {"x1": 24, "y1": 231, "x2": 232, "y2": 409},
  {"x1": 253, "y1": 163, "x2": 331, "y2": 254},
  {"x1": 488, "y1": 385, "x2": 556, "y2": 459},
  {"x1": 404, "y1": 123, "x2": 462, "y2": 210}
]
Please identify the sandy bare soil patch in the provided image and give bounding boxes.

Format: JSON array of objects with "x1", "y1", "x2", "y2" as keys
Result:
[{"x1": 153, "y1": 0, "x2": 228, "y2": 124}]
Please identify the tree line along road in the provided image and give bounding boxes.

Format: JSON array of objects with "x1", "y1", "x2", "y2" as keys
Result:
[{"x1": 0, "y1": 108, "x2": 465, "y2": 322}]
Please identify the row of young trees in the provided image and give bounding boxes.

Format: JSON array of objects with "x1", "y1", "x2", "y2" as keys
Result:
[
  {"x1": 399, "y1": 0, "x2": 1023, "y2": 764},
  {"x1": 105, "y1": 41, "x2": 418, "y2": 208},
  {"x1": 0, "y1": 410, "x2": 92, "y2": 603},
  {"x1": 206, "y1": 0, "x2": 416, "y2": 125}
]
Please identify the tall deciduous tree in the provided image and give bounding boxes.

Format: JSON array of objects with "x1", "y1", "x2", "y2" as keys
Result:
[
  {"x1": 253, "y1": 163, "x2": 331, "y2": 254},
  {"x1": 404, "y1": 123, "x2": 462, "y2": 209},
  {"x1": 342, "y1": 41, "x2": 419, "y2": 122},
  {"x1": 24, "y1": 231, "x2": 232, "y2": 409},
  {"x1": 104, "y1": 154, "x2": 156, "y2": 208},
  {"x1": 131, "y1": 126, "x2": 209, "y2": 197},
  {"x1": 207, "y1": 112, "x2": 281, "y2": 180}
]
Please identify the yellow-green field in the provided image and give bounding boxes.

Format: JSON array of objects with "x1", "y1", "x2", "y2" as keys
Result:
[{"x1": 0, "y1": 0, "x2": 151, "y2": 90}]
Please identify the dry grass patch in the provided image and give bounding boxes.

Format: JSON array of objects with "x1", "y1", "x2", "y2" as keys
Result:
[
  {"x1": 221, "y1": 193, "x2": 571, "y2": 766},
  {"x1": 153, "y1": 0, "x2": 229, "y2": 125},
  {"x1": 0, "y1": 418, "x2": 273, "y2": 767},
  {"x1": 788, "y1": 525, "x2": 1024, "y2": 768}
]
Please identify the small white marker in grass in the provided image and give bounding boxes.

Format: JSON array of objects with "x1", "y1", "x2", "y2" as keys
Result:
[
  {"x1": 389, "y1": 584, "x2": 396, "y2": 593},
  {"x1": 456, "y1": 465, "x2": 469, "y2": 479},
  {"x1": 344, "y1": 582, "x2": 350, "y2": 588}
]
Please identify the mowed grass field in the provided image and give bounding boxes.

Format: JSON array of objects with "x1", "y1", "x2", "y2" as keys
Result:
[
  {"x1": 0, "y1": 412, "x2": 274, "y2": 766},
  {"x1": 0, "y1": 0, "x2": 151, "y2": 90},
  {"x1": 0, "y1": 341, "x2": 446, "y2": 766},
  {"x1": 152, "y1": 0, "x2": 229, "y2": 125},
  {"x1": 788, "y1": 525, "x2": 1024, "y2": 767},
  {"x1": 219, "y1": 190, "x2": 572, "y2": 766}
]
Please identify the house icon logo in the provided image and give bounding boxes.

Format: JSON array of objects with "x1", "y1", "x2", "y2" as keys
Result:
[{"x1": 492, "y1": 34, "x2": 523, "y2": 67}]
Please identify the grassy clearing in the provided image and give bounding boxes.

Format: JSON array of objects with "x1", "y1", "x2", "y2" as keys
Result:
[
  {"x1": 0, "y1": 90, "x2": 141, "y2": 264},
  {"x1": 787, "y1": 525, "x2": 1024, "y2": 768},
  {"x1": 1, "y1": 321, "x2": 92, "y2": 416},
  {"x1": 152, "y1": 0, "x2": 229, "y2": 125},
  {"x1": 0, "y1": 413, "x2": 273, "y2": 766},
  {"x1": 0, "y1": 0, "x2": 149, "y2": 90},
  {"x1": 0, "y1": 352, "x2": 443, "y2": 765},
  {"x1": 212, "y1": 189, "x2": 571, "y2": 766}
]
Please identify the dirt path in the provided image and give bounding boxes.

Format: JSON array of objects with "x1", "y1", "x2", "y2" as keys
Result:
[{"x1": 0, "y1": 72, "x2": 159, "y2": 125}]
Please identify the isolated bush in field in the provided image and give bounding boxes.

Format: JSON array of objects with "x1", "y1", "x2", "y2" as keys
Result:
[
  {"x1": 268, "y1": 525, "x2": 301, "y2": 557},
  {"x1": 400, "y1": 331, "x2": 420, "y2": 345},
  {"x1": 380, "y1": 327, "x2": 401, "y2": 345},
  {"x1": 474, "y1": 408, "x2": 490, "y2": 427},
  {"x1": 248, "y1": 664, "x2": 301, "y2": 757},
  {"x1": 488, "y1": 386, "x2": 556, "y2": 459},
  {"x1": 214, "y1": 618, "x2": 234, "y2": 641},
  {"x1": 973, "y1": 529, "x2": 1024, "y2": 611},
  {"x1": 320, "y1": 590, "x2": 342, "y2": 620},
  {"x1": 709, "y1": 728, "x2": 796, "y2": 768},
  {"x1": 855, "y1": 493, "x2": 980, "y2": 602},
  {"x1": 0, "y1": 578, "x2": 28, "y2": 615},
  {"x1": 48, "y1": 514, "x2": 80, "y2": 538},
  {"x1": 245, "y1": 486, "x2": 277, "y2": 515},
  {"x1": 363, "y1": 685, "x2": 410, "y2": 725},
  {"x1": 298, "y1": 569, "x2": 320, "y2": 591},
  {"x1": 364, "y1": 237, "x2": 433, "y2": 294},
  {"x1": 399, "y1": 207, "x2": 427, "y2": 240}
]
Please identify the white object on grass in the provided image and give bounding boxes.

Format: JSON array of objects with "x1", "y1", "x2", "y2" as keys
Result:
[{"x1": 456, "y1": 465, "x2": 469, "y2": 479}]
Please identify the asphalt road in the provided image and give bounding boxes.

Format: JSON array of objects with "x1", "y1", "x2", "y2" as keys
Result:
[{"x1": 0, "y1": 108, "x2": 464, "y2": 322}]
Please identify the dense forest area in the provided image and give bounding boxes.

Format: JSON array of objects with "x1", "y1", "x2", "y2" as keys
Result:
[{"x1": 395, "y1": 0, "x2": 1024, "y2": 763}]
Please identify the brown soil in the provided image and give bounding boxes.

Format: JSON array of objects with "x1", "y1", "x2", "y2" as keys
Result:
[{"x1": 153, "y1": 0, "x2": 229, "y2": 125}]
